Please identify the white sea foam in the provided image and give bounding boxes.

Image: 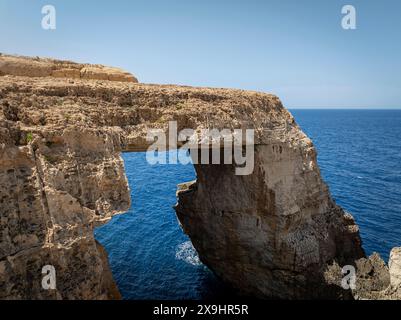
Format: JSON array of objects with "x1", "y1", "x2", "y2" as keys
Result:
[{"x1": 176, "y1": 241, "x2": 202, "y2": 266}]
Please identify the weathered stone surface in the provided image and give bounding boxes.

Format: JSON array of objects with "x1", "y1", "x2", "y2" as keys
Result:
[
  {"x1": 324, "y1": 250, "x2": 401, "y2": 300},
  {"x1": 0, "y1": 124, "x2": 129, "y2": 299},
  {"x1": 0, "y1": 54, "x2": 138, "y2": 83},
  {"x1": 389, "y1": 248, "x2": 401, "y2": 294},
  {"x1": 0, "y1": 54, "x2": 399, "y2": 299},
  {"x1": 355, "y1": 253, "x2": 391, "y2": 297},
  {"x1": 175, "y1": 146, "x2": 365, "y2": 299}
]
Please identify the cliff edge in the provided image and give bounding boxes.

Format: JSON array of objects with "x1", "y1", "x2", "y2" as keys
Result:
[{"x1": 0, "y1": 54, "x2": 399, "y2": 299}]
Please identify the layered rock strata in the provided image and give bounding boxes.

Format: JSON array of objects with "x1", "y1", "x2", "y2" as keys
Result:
[{"x1": 0, "y1": 54, "x2": 399, "y2": 299}]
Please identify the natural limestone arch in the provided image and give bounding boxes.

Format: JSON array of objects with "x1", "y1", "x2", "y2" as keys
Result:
[{"x1": 0, "y1": 55, "x2": 400, "y2": 299}]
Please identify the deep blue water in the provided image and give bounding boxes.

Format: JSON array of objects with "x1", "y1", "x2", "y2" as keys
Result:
[
  {"x1": 94, "y1": 151, "x2": 232, "y2": 300},
  {"x1": 95, "y1": 109, "x2": 401, "y2": 299},
  {"x1": 291, "y1": 109, "x2": 401, "y2": 261}
]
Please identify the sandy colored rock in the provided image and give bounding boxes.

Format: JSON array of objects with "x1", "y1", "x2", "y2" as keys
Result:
[
  {"x1": 0, "y1": 54, "x2": 399, "y2": 299},
  {"x1": 389, "y1": 248, "x2": 401, "y2": 289},
  {"x1": 175, "y1": 147, "x2": 365, "y2": 299},
  {"x1": 0, "y1": 54, "x2": 138, "y2": 83}
]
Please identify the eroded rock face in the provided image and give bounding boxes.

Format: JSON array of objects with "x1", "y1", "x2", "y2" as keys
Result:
[
  {"x1": 175, "y1": 145, "x2": 365, "y2": 299},
  {"x1": 0, "y1": 54, "x2": 138, "y2": 83},
  {"x1": 387, "y1": 248, "x2": 401, "y2": 297},
  {"x1": 0, "y1": 122, "x2": 128, "y2": 299},
  {"x1": 0, "y1": 54, "x2": 399, "y2": 299}
]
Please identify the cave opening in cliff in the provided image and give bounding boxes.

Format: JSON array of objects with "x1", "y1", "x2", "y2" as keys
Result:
[{"x1": 94, "y1": 150, "x2": 232, "y2": 299}]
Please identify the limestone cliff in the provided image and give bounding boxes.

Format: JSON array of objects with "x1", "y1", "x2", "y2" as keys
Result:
[{"x1": 0, "y1": 54, "x2": 399, "y2": 299}]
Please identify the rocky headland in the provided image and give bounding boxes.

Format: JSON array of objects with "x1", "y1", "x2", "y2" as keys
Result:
[{"x1": 0, "y1": 54, "x2": 400, "y2": 299}]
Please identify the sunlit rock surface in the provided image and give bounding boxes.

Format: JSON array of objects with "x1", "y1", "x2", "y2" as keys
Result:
[{"x1": 0, "y1": 54, "x2": 399, "y2": 299}]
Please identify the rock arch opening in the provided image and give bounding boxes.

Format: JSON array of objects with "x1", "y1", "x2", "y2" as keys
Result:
[{"x1": 94, "y1": 150, "x2": 233, "y2": 299}]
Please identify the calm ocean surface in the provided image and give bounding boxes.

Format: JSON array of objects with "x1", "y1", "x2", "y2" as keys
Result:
[{"x1": 95, "y1": 109, "x2": 401, "y2": 299}]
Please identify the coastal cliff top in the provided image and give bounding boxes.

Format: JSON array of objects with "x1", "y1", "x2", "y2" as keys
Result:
[
  {"x1": 0, "y1": 54, "x2": 306, "y2": 149},
  {"x1": 0, "y1": 54, "x2": 138, "y2": 83}
]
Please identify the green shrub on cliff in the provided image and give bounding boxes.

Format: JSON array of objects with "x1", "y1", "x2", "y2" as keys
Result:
[{"x1": 26, "y1": 132, "x2": 33, "y2": 144}]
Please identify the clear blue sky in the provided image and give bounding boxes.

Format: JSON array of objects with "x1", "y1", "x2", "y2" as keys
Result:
[{"x1": 1, "y1": 0, "x2": 400, "y2": 108}]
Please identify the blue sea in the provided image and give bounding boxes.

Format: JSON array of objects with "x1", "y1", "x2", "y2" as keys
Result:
[{"x1": 95, "y1": 109, "x2": 401, "y2": 300}]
